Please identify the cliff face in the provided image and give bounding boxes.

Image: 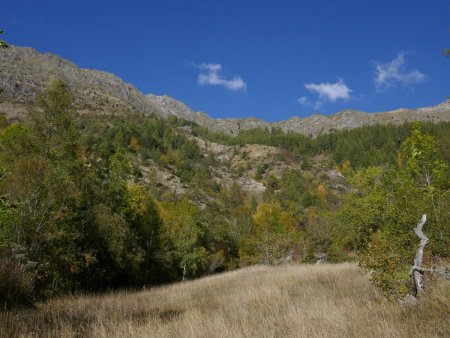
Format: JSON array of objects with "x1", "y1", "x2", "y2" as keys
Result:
[{"x1": 1, "y1": 45, "x2": 449, "y2": 136}]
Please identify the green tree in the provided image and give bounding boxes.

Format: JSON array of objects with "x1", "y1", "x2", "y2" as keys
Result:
[
  {"x1": 160, "y1": 198, "x2": 209, "y2": 280},
  {"x1": 239, "y1": 202, "x2": 298, "y2": 265},
  {"x1": 126, "y1": 182, "x2": 163, "y2": 284},
  {"x1": 339, "y1": 126, "x2": 449, "y2": 296},
  {"x1": 0, "y1": 80, "x2": 89, "y2": 298},
  {"x1": 89, "y1": 200, "x2": 159, "y2": 288},
  {"x1": 27, "y1": 79, "x2": 79, "y2": 162},
  {"x1": 0, "y1": 123, "x2": 35, "y2": 164}
]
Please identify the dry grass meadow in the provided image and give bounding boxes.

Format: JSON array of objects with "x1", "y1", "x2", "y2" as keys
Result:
[{"x1": 1, "y1": 263, "x2": 449, "y2": 338}]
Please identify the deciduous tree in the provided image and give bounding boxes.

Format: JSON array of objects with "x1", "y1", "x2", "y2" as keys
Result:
[
  {"x1": 239, "y1": 202, "x2": 298, "y2": 265},
  {"x1": 339, "y1": 125, "x2": 449, "y2": 297}
]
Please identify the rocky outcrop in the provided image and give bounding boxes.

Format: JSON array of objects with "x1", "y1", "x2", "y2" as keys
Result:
[
  {"x1": 145, "y1": 94, "x2": 269, "y2": 134},
  {"x1": 1, "y1": 45, "x2": 449, "y2": 137},
  {"x1": 0, "y1": 46, "x2": 161, "y2": 117}
]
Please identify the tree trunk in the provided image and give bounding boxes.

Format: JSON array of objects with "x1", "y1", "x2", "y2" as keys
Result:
[
  {"x1": 411, "y1": 214, "x2": 428, "y2": 296},
  {"x1": 182, "y1": 262, "x2": 186, "y2": 282}
]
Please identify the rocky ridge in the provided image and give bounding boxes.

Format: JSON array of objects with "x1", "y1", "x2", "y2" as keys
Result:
[
  {"x1": 1, "y1": 45, "x2": 450, "y2": 136},
  {"x1": 146, "y1": 94, "x2": 450, "y2": 137},
  {"x1": 0, "y1": 46, "x2": 161, "y2": 117}
]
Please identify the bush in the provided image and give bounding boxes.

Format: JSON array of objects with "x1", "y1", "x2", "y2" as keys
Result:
[{"x1": 0, "y1": 254, "x2": 34, "y2": 308}]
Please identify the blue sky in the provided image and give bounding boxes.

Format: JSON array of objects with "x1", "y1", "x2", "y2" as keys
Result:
[{"x1": 1, "y1": 0, "x2": 449, "y2": 121}]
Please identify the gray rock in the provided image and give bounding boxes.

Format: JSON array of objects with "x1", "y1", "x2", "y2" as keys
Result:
[
  {"x1": 399, "y1": 294, "x2": 418, "y2": 306},
  {"x1": 0, "y1": 46, "x2": 161, "y2": 117}
]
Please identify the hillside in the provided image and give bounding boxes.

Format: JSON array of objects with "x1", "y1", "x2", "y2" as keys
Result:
[
  {"x1": 1, "y1": 263, "x2": 449, "y2": 338},
  {"x1": 1, "y1": 45, "x2": 450, "y2": 136},
  {"x1": 1, "y1": 2, "x2": 450, "y2": 336},
  {"x1": 0, "y1": 45, "x2": 449, "y2": 313}
]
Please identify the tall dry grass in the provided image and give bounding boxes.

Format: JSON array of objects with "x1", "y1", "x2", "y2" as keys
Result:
[{"x1": 1, "y1": 263, "x2": 449, "y2": 337}]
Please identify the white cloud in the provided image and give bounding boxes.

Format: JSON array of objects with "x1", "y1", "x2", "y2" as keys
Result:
[
  {"x1": 298, "y1": 96, "x2": 309, "y2": 105},
  {"x1": 197, "y1": 63, "x2": 247, "y2": 91},
  {"x1": 304, "y1": 79, "x2": 352, "y2": 102},
  {"x1": 299, "y1": 79, "x2": 352, "y2": 109},
  {"x1": 373, "y1": 52, "x2": 426, "y2": 89},
  {"x1": 297, "y1": 96, "x2": 321, "y2": 109}
]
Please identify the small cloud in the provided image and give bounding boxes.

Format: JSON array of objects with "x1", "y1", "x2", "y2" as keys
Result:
[
  {"x1": 297, "y1": 96, "x2": 321, "y2": 110},
  {"x1": 298, "y1": 96, "x2": 309, "y2": 105},
  {"x1": 197, "y1": 63, "x2": 247, "y2": 91},
  {"x1": 299, "y1": 79, "x2": 352, "y2": 109},
  {"x1": 304, "y1": 79, "x2": 352, "y2": 102},
  {"x1": 373, "y1": 52, "x2": 426, "y2": 90}
]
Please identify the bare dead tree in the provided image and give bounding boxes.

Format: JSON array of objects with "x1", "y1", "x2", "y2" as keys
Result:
[
  {"x1": 406, "y1": 214, "x2": 450, "y2": 301},
  {"x1": 410, "y1": 214, "x2": 428, "y2": 295}
]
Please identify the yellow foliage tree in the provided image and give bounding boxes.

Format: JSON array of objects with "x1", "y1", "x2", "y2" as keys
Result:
[
  {"x1": 239, "y1": 202, "x2": 298, "y2": 265},
  {"x1": 159, "y1": 199, "x2": 209, "y2": 280}
]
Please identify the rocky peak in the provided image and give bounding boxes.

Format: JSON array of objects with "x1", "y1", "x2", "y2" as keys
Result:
[{"x1": 0, "y1": 46, "x2": 161, "y2": 116}]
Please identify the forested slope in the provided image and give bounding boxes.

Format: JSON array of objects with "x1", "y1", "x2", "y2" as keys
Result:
[{"x1": 0, "y1": 80, "x2": 449, "y2": 308}]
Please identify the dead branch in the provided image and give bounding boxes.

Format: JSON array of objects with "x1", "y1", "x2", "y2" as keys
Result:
[{"x1": 413, "y1": 266, "x2": 450, "y2": 280}]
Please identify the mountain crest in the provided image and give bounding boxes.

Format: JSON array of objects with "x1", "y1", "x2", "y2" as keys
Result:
[{"x1": 1, "y1": 45, "x2": 449, "y2": 136}]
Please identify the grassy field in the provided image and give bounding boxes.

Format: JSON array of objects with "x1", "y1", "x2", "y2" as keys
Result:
[{"x1": 1, "y1": 263, "x2": 449, "y2": 337}]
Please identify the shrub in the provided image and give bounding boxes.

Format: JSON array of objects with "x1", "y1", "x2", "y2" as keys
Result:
[{"x1": 0, "y1": 254, "x2": 34, "y2": 308}]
